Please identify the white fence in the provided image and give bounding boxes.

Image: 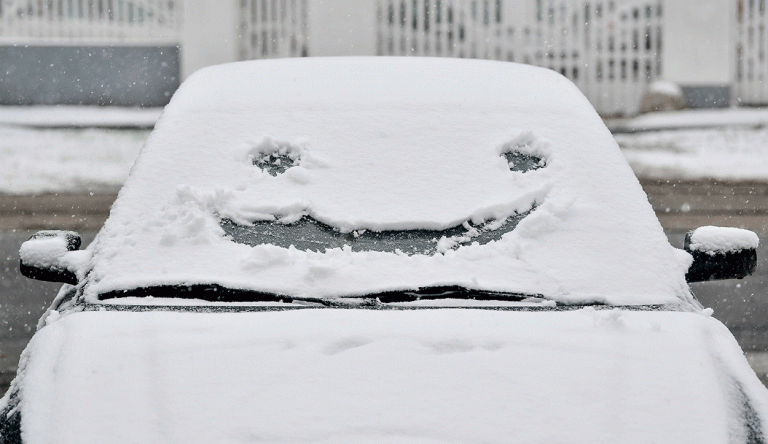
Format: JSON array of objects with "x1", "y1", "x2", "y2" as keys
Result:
[
  {"x1": 239, "y1": 0, "x2": 308, "y2": 59},
  {"x1": 0, "y1": 0, "x2": 181, "y2": 44},
  {"x1": 0, "y1": 0, "x2": 667, "y2": 114},
  {"x1": 735, "y1": 0, "x2": 768, "y2": 104},
  {"x1": 375, "y1": 0, "x2": 663, "y2": 116}
]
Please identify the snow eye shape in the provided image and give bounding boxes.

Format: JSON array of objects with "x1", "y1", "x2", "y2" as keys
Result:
[
  {"x1": 252, "y1": 152, "x2": 298, "y2": 176},
  {"x1": 245, "y1": 137, "x2": 304, "y2": 176},
  {"x1": 502, "y1": 151, "x2": 546, "y2": 173}
]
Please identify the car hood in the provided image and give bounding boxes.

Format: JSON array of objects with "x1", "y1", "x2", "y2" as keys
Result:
[{"x1": 4, "y1": 308, "x2": 768, "y2": 443}]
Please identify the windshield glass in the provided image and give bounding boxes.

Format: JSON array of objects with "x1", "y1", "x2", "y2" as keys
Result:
[
  {"x1": 82, "y1": 59, "x2": 695, "y2": 307},
  {"x1": 220, "y1": 207, "x2": 534, "y2": 255}
]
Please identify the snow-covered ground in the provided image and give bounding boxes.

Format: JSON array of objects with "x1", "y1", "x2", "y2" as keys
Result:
[
  {"x1": 0, "y1": 106, "x2": 161, "y2": 128},
  {"x1": 0, "y1": 124, "x2": 149, "y2": 194},
  {"x1": 607, "y1": 107, "x2": 768, "y2": 132},
  {"x1": 610, "y1": 107, "x2": 768, "y2": 181},
  {"x1": 2, "y1": 107, "x2": 768, "y2": 195},
  {"x1": 616, "y1": 126, "x2": 768, "y2": 181}
]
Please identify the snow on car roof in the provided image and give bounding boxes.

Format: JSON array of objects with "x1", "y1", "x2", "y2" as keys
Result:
[{"x1": 82, "y1": 57, "x2": 695, "y2": 306}]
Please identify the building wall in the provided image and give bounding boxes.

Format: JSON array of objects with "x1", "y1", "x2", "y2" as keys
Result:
[
  {"x1": 181, "y1": 0, "x2": 241, "y2": 79},
  {"x1": 661, "y1": 0, "x2": 733, "y2": 106},
  {"x1": 0, "y1": 45, "x2": 180, "y2": 106},
  {"x1": 307, "y1": 0, "x2": 376, "y2": 56}
]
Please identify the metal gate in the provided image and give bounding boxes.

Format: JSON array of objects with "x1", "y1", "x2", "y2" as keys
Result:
[
  {"x1": 375, "y1": 0, "x2": 663, "y2": 116},
  {"x1": 0, "y1": 0, "x2": 181, "y2": 44},
  {"x1": 239, "y1": 0, "x2": 309, "y2": 59},
  {"x1": 735, "y1": 0, "x2": 768, "y2": 104}
]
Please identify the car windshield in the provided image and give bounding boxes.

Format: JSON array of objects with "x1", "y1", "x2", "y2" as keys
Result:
[{"x1": 81, "y1": 58, "x2": 697, "y2": 307}]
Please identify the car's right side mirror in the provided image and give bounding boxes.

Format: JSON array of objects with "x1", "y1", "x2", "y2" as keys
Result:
[{"x1": 684, "y1": 226, "x2": 758, "y2": 283}]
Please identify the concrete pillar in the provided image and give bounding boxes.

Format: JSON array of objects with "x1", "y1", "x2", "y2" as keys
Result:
[
  {"x1": 307, "y1": 0, "x2": 377, "y2": 56},
  {"x1": 180, "y1": 0, "x2": 242, "y2": 79},
  {"x1": 661, "y1": 0, "x2": 734, "y2": 105}
]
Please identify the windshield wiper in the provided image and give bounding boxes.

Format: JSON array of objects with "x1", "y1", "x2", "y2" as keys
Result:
[
  {"x1": 98, "y1": 284, "x2": 541, "y2": 306},
  {"x1": 362, "y1": 285, "x2": 538, "y2": 303}
]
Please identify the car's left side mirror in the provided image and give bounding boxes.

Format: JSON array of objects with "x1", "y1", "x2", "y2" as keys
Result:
[
  {"x1": 684, "y1": 226, "x2": 758, "y2": 283},
  {"x1": 19, "y1": 231, "x2": 83, "y2": 285}
]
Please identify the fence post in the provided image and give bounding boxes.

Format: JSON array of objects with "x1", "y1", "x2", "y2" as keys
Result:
[
  {"x1": 661, "y1": 0, "x2": 734, "y2": 104},
  {"x1": 180, "y1": 0, "x2": 241, "y2": 79}
]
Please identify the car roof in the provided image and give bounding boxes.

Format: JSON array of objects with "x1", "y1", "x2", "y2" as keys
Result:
[{"x1": 81, "y1": 57, "x2": 694, "y2": 306}]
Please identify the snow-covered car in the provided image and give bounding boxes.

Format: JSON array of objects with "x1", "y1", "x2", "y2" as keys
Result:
[{"x1": 3, "y1": 58, "x2": 766, "y2": 443}]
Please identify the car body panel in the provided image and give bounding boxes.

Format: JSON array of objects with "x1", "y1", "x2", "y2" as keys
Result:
[{"x1": 4, "y1": 308, "x2": 768, "y2": 443}]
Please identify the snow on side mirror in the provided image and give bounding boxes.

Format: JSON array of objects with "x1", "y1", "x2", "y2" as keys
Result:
[
  {"x1": 19, "y1": 231, "x2": 83, "y2": 285},
  {"x1": 684, "y1": 226, "x2": 758, "y2": 283}
]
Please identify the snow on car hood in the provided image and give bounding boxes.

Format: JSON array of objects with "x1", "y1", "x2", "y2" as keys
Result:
[
  {"x1": 6, "y1": 309, "x2": 768, "y2": 443},
  {"x1": 82, "y1": 57, "x2": 694, "y2": 305}
]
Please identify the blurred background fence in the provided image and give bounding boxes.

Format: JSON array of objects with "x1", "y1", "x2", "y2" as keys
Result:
[
  {"x1": 239, "y1": 0, "x2": 308, "y2": 59},
  {"x1": 0, "y1": 0, "x2": 181, "y2": 106},
  {"x1": 0, "y1": 0, "x2": 180, "y2": 44},
  {"x1": 0, "y1": 0, "x2": 765, "y2": 115},
  {"x1": 375, "y1": 0, "x2": 662, "y2": 116},
  {"x1": 736, "y1": 0, "x2": 768, "y2": 105}
]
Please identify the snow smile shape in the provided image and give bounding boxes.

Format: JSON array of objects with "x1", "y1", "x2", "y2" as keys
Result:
[{"x1": 220, "y1": 205, "x2": 536, "y2": 256}]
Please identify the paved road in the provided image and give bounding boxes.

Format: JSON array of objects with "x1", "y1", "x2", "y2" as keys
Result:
[
  {"x1": 0, "y1": 179, "x2": 766, "y2": 394},
  {"x1": 645, "y1": 179, "x2": 768, "y2": 233},
  {"x1": 0, "y1": 193, "x2": 113, "y2": 231}
]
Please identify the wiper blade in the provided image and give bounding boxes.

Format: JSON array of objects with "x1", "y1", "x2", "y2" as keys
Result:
[
  {"x1": 98, "y1": 284, "x2": 542, "y2": 306},
  {"x1": 99, "y1": 285, "x2": 291, "y2": 303},
  {"x1": 99, "y1": 284, "x2": 379, "y2": 306},
  {"x1": 363, "y1": 285, "x2": 539, "y2": 303}
]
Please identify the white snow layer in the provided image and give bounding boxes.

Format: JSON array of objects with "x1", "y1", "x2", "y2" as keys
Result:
[
  {"x1": 616, "y1": 126, "x2": 768, "y2": 181},
  {"x1": 18, "y1": 234, "x2": 91, "y2": 277},
  {"x1": 0, "y1": 105, "x2": 161, "y2": 127},
  {"x1": 0, "y1": 124, "x2": 148, "y2": 194},
  {"x1": 5, "y1": 309, "x2": 768, "y2": 443},
  {"x1": 648, "y1": 80, "x2": 684, "y2": 97},
  {"x1": 607, "y1": 107, "x2": 768, "y2": 132},
  {"x1": 689, "y1": 226, "x2": 760, "y2": 254},
  {"x1": 75, "y1": 58, "x2": 695, "y2": 306},
  {"x1": 17, "y1": 235, "x2": 70, "y2": 268}
]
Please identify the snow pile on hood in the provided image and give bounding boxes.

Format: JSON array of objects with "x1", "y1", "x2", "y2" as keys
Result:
[
  {"x1": 80, "y1": 57, "x2": 694, "y2": 306},
  {"x1": 688, "y1": 226, "x2": 760, "y2": 254},
  {"x1": 4, "y1": 309, "x2": 768, "y2": 443}
]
